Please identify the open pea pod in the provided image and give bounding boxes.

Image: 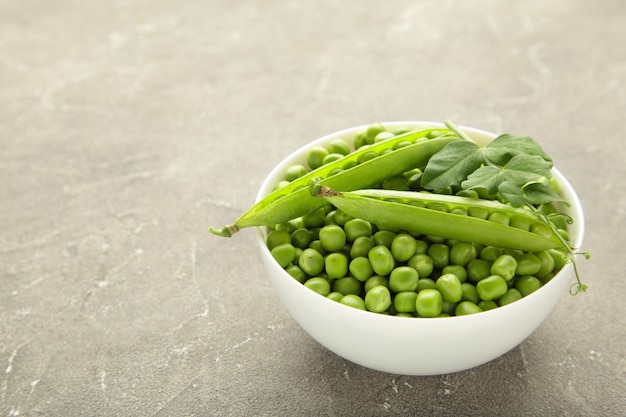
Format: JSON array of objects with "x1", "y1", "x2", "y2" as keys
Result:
[
  {"x1": 209, "y1": 128, "x2": 459, "y2": 237},
  {"x1": 316, "y1": 188, "x2": 567, "y2": 253}
]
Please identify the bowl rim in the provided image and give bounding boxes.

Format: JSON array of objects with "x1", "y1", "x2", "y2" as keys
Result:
[{"x1": 254, "y1": 120, "x2": 585, "y2": 323}]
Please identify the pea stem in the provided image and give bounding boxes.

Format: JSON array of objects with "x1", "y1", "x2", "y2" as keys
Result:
[
  {"x1": 526, "y1": 202, "x2": 588, "y2": 295},
  {"x1": 444, "y1": 119, "x2": 475, "y2": 144}
]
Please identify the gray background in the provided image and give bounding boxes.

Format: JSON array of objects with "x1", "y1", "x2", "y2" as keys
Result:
[{"x1": 1, "y1": 0, "x2": 625, "y2": 416}]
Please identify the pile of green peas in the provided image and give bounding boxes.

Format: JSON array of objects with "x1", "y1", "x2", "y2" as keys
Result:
[
  {"x1": 266, "y1": 124, "x2": 568, "y2": 317},
  {"x1": 267, "y1": 205, "x2": 565, "y2": 317}
]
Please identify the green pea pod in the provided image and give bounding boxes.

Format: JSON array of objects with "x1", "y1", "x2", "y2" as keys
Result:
[
  {"x1": 209, "y1": 129, "x2": 459, "y2": 237},
  {"x1": 316, "y1": 187, "x2": 566, "y2": 253}
]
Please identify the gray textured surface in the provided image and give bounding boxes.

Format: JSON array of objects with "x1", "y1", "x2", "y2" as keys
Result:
[{"x1": 1, "y1": 0, "x2": 625, "y2": 416}]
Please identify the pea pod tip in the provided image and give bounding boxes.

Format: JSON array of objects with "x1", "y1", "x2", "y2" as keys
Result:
[{"x1": 208, "y1": 224, "x2": 239, "y2": 238}]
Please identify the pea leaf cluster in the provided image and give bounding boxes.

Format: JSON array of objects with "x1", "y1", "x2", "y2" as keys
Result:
[{"x1": 421, "y1": 124, "x2": 566, "y2": 208}]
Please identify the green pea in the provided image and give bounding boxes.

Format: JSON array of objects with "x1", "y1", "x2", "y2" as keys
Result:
[
  {"x1": 285, "y1": 164, "x2": 308, "y2": 182},
  {"x1": 445, "y1": 238, "x2": 459, "y2": 247},
  {"x1": 408, "y1": 253, "x2": 434, "y2": 278},
  {"x1": 436, "y1": 273, "x2": 463, "y2": 303},
  {"x1": 382, "y1": 176, "x2": 410, "y2": 191},
  {"x1": 515, "y1": 275, "x2": 542, "y2": 297},
  {"x1": 450, "y1": 242, "x2": 477, "y2": 266},
  {"x1": 426, "y1": 129, "x2": 445, "y2": 138},
  {"x1": 357, "y1": 150, "x2": 378, "y2": 164},
  {"x1": 468, "y1": 206, "x2": 489, "y2": 220},
  {"x1": 307, "y1": 146, "x2": 329, "y2": 170},
  {"x1": 488, "y1": 211, "x2": 510, "y2": 226},
  {"x1": 503, "y1": 248, "x2": 523, "y2": 258},
  {"x1": 491, "y1": 254, "x2": 517, "y2": 281},
  {"x1": 353, "y1": 131, "x2": 367, "y2": 149},
  {"x1": 416, "y1": 289, "x2": 443, "y2": 318},
  {"x1": 308, "y1": 240, "x2": 327, "y2": 256},
  {"x1": 273, "y1": 180, "x2": 290, "y2": 191},
  {"x1": 365, "y1": 123, "x2": 386, "y2": 144},
  {"x1": 426, "y1": 235, "x2": 446, "y2": 244},
  {"x1": 407, "y1": 173, "x2": 423, "y2": 190},
  {"x1": 340, "y1": 294, "x2": 366, "y2": 310},
  {"x1": 285, "y1": 264, "x2": 307, "y2": 283},
  {"x1": 327, "y1": 291, "x2": 344, "y2": 302},
  {"x1": 530, "y1": 222, "x2": 553, "y2": 239},
  {"x1": 389, "y1": 266, "x2": 419, "y2": 292},
  {"x1": 333, "y1": 208, "x2": 353, "y2": 227},
  {"x1": 393, "y1": 140, "x2": 411, "y2": 149},
  {"x1": 478, "y1": 300, "x2": 498, "y2": 311},
  {"x1": 304, "y1": 277, "x2": 330, "y2": 296},
  {"x1": 439, "y1": 300, "x2": 455, "y2": 315},
  {"x1": 535, "y1": 250, "x2": 555, "y2": 278},
  {"x1": 324, "y1": 210, "x2": 337, "y2": 225},
  {"x1": 333, "y1": 276, "x2": 361, "y2": 295},
  {"x1": 308, "y1": 226, "x2": 321, "y2": 241},
  {"x1": 455, "y1": 301, "x2": 482, "y2": 316},
  {"x1": 271, "y1": 243, "x2": 297, "y2": 268},
  {"x1": 293, "y1": 247, "x2": 303, "y2": 265},
  {"x1": 393, "y1": 291, "x2": 418, "y2": 313},
  {"x1": 442, "y1": 265, "x2": 467, "y2": 283},
  {"x1": 456, "y1": 189, "x2": 479, "y2": 199},
  {"x1": 319, "y1": 224, "x2": 346, "y2": 252},
  {"x1": 266, "y1": 230, "x2": 291, "y2": 250},
  {"x1": 480, "y1": 246, "x2": 503, "y2": 262},
  {"x1": 498, "y1": 288, "x2": 522, "y2": 306},
  {"x1": 328, "y1": 138, "x2": 351, "y2": 155},
  {"x1": 374, "y1": 131, "x2": 395, "y2": 143},
  {"x1": 548, "y1": 248, "x2": 569, "y2": 271},
  {"x1": 349, "y1": 257, "x2": 374, "y2": 282},
  {"x1": 368, "y1": 245, "x2": 395, "y2": 276},
  {"x1": 476, "y1": 275, "x2": 508, "y2": 301},
  {"x1": 350, "y1": 236, "x2": 375, "y2": 258},
  {"x1": 414, "y1": 240, "x2": 428, "y2": 254},
  {"x1": 325, "y1": 252, "x2": 348, "y2": 279},
  {"x1": 467, "y1": 258, "x2": 493, "y2": 282},
  {"x1": 515, "y1": 253, "x2": 542, "y2": 276},
  {"x1": 291, "y1": 228, "x2": 313, "y2": 249},
  {"x1": 274, "y1": 219, "x2": 300, "y2": 234},
  {"x1": 344, "y1": 218, "x2": 373, "y2": 241},
  {"x1": 416, "y1": 278, "x2": 436, "y2": 292},
  {"x1": 538, "y1": 272, "x2": 555, "y2": 285},
  {"x1": 373, "y1": 230, "x2": 396, "y2": 248},
  {"x1": 461, "y1": 282, "x2": 480, "y2": 304},
  {"x1": 450, "y1": 206, "x2": 468, "y2": 216},
  {"x1": 299, "y1": 248, "x2": 325, "y2": 276},
  {"x1": 510, "y1": 215, "x2": 531, "y2": 231},
  {"x1": 427, "y1": 243, "x2": 450, "y2": 269},
  {"x1": 402, "y1": 167, "x2": 422, "y2": 181},
  {"x1": 301, "y1": 207, "x2": 327, "y2": 228},
  {"x1": 364, "y1": 275, "x2": 389, "y2": 293},
  {"x1": 428, "y1": 202, "x2": 449, "y2": 212},
  {"x1": 322, "y1": 153, "x2": 345, "y2": 165},
  {"x1": 365, "y1": 285, "x2": 392, "y2": 313},
  {"x1": 391, "y1": 233, "x2": 418, "y2": 262}
]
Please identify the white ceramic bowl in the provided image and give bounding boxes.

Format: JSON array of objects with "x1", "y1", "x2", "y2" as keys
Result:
[{"x1": 255, "y1": 121, "x2": 585, "y2": 376}]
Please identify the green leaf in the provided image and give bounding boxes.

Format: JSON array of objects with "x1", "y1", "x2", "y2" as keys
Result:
[
  {"x1": 421, "y1": 141, "x2": 482, "y2": 190},
  {"x1": 462, "y1": 154, "x2": 552, "y2": 195},
  {"x1": 485, "y1": 134, "x2": 553, "y2": 166},
  {"x1": 498, "y1": 181, "x2": 526, "y2": 207},
  {"x1": 522, "y1": 182, "x2": 571, "y2": 206}
]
